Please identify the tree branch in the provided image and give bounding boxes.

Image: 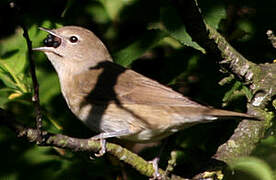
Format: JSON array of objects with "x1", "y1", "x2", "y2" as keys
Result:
[
  {"x1": 171, "y1": 0, "x2": 275, "y2": 178},
  {"x1": 171, "y1": 0, "x2": 257, "y2": 81},
  {"x1": 0, "y1": 108, "x2": 189, "y2": 180}
]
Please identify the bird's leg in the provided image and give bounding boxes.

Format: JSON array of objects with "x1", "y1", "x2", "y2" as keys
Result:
[
  {"x1": 149, "y1": 157, "x2": 162, "y2": 180},
  {"x1": 91, "y1": 129, "x2": 131, "y2": 157},
  {"x1": 94, "y1": 138, "x2": 106, "y2": 157},
  {"x1": 149, "y1": 139, "x2": 168, "y2": 179}
]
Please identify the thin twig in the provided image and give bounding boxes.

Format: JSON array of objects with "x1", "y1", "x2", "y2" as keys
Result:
[
  {"x1": 0, "y1": 108, "x2": 189, "y2": 180},
  {"x1": 9, "y1": 1, "x2": 43, "y2": 143}
]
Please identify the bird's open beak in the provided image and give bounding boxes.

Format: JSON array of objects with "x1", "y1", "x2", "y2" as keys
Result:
[
  {"x1": 32, "y1": 27, "x2": 62, "y2": 52},
  {"x1": 38, "y1": 27, "x2": 63, "y2": 39},
  {"x1": 32, "y1": 46, "x2": 54, "y2": 52}
]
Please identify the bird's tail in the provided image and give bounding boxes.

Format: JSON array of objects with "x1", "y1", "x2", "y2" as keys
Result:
[{"x1": 204, "y1": 108, "x2": 259, "y2": 120}]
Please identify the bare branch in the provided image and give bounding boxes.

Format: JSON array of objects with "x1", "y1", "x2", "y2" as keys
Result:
[
  {"x1": 0, "y1": 108, "x2": 189, "y2": 180},
  {"x1": 9, "y1": 1, "x2": 43, "y2": 142}
]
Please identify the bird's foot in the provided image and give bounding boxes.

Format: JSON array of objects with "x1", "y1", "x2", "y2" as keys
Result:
[
  {"x1": 91, "y1": 135, "x2": 106, "y2": 157},
  {"x1": 91, "y1": 130, "x2": 131, "y2": 157},
  {"x1": 149, "y1": 157, "x2": 162, "y2": 180}
]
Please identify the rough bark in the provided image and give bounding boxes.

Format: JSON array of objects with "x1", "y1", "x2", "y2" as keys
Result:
[{"x1": 172, "y1": 0, "x2": 275, "y2": 178}]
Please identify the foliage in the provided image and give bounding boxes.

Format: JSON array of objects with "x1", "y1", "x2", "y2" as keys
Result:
[{"x1": 0, "y1": 0, "x2": 275, "y2": 179}]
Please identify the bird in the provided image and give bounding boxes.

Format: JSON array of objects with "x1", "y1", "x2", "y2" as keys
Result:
[{"x1": 33, "y1": 26, "x2": 256, "y2": 178}]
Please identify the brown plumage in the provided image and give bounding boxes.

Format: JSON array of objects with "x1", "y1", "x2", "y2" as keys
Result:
[{"x1": 33, "y1": 26, "x2": 255, "y2": 143}]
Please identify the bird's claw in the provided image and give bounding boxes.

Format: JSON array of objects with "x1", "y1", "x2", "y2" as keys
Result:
[
  {"x1": 149, "y1": 158, "x2": 162, "y2": 180},
  {"x1": 94, "y1": 141, "x2": 106, "y2": 157},
  {"x1": 91, "y1": 136, "x2": 106, "y2": 157}
]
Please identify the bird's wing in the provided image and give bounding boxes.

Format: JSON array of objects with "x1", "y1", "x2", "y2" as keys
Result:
[
  {"x1": 73, "y1": 61, "x2": 203, "y2": 107},
  {"x1": 72, "y1": 61, "x2": 254, "y2": 132},
  {"x1": 116, "y1": 69, "x2": 202, "y2": 107}
]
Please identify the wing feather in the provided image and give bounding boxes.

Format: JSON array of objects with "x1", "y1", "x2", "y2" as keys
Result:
[{"x1": 73, "y1": 61, "x2": 202, "y2": 107}]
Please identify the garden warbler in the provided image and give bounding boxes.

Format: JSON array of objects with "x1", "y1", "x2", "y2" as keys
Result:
[{"x1": 33, "y1": 26, "x2": 255, "y2": 154}]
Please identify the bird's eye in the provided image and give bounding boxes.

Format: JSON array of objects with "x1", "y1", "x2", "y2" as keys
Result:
[{"x1": 69, "y1": 36, "x2": 78, "y2": 43}]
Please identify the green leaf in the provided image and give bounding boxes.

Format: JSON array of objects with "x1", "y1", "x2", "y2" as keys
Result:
[
  {"x1": 158, "y1": 6, "x2": 205, "y2": 53},
  {"x1": 38, "y1": 72, "x2": 60, "y2": 105},
  {"x1": 113, "y1": 30, "x2": 167, "y2": 67},
  {"x1": 222, "y1": 80, "x2": 254, "y2": 107},
  {"x1": 203, "y1": 5, "x2": 226, "y2": 29},
  {"x1": 0, "y1": 57, "x2": 28, "y2": 93},
  {"x1": 236, "y1": 20, "x2": 255, "y2": 42},
  {"x1": 241, "y1": 85, "x2": 253, "y2": 101},
  {"x1": 0, "y1": 70, "x2": 17, "y2": 90},
  {"x1": 230, "y1": 157, "x2": 274, "y2": 180},
  {"x1": 98, "y1": 0, "x2": 135, "y2": 21},
  {"x1": 85, "y1": 3, "x2": 110, "y2": 24},
  {"x1": 0, "y1": 27, "x2": 28, "y2": 93},
  {"x1": 0, "y1": 21, "x2": 56, "y2": 95},
  {"x1": 222, "y1": 81, "x2": 242, "y2": 103}
]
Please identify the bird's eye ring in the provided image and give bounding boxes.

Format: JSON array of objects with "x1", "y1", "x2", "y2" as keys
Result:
[{"x1": 69, "y1": 36, "x2": 78, "y2": 43}]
